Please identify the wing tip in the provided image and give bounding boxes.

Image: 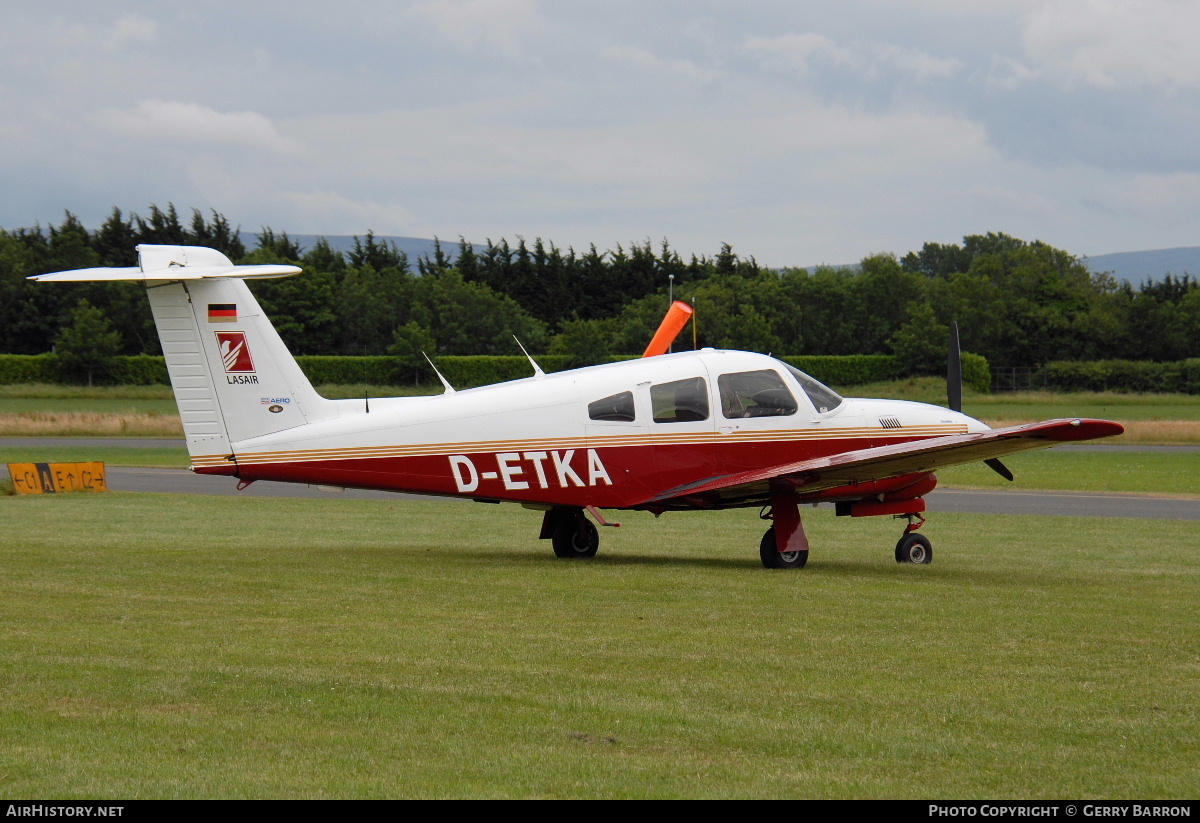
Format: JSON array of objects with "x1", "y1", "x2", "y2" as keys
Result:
[{"x1": 1045, "y1": 418, "x2": 1125, "y2": 441}]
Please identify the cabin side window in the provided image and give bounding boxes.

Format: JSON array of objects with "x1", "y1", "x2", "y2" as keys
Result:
[
  {"x1": 717, "y1": 370, "x2": 798, "y2": 418},
  {"x1": 588, "y1": 391, "x2": 636, "y2": 422},
  {"x1": 650, "y1": 377, "x2": 710, "y2": 423}
]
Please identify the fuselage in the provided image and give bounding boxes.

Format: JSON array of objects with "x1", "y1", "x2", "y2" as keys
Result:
[{"x1": 193, "y1": 350, "x2": 987, "y2": 511}]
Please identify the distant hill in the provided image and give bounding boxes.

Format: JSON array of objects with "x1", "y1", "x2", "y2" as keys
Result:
[{"x1": 1083, "y1": 247, "x2": 1200, "y2": 284}]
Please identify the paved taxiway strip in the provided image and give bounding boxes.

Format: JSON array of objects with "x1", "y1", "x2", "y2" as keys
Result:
[
  {"x1": 9, "y1": 465, "x2": 1191, "y2": 521},
  {"x1": 3, "y1": 439, "x2": 1196, "y2": 520},
  {"x1": 925, "y1": 488, "x2": 1199, "y2": 520}
]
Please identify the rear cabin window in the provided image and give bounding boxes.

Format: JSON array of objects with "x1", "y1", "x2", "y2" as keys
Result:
[
  {"x1": 718, "y1": 370, "x2": 798, "y2": 418},
  {"x1": 651, "y1": 377, "x2": 710, "y2": 423},
  {"x1": 588, "y1": 391, "x2": 636, "y2": 422}
]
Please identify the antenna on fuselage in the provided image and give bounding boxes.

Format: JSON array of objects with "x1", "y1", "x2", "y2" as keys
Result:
[
  {"x1": 513, "y1": 336, "x2": 545, "y2": 378},
  {"x1": 423, "y1": 352, "x2": 456, "y2": 394}
]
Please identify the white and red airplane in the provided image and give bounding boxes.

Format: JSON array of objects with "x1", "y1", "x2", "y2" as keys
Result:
[{"x1": 33, "y1": 244, "x2": 1123, "y2": 568}]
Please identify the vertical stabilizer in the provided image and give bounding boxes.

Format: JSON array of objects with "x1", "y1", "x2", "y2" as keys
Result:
[
  {"x1": 30, "y1": 244, "x2": 340, "y2": 468},
  {"x1": 148, "y1": 278, "x2": 339, "y2": 461}
]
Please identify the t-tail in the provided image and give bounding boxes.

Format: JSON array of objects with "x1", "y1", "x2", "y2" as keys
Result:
[{"x1": 30, "y1": 244, "x2": 339, "y2": 470}]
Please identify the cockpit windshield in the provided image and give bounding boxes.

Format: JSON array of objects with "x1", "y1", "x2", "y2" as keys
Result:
[{"x1": 780, "y1": 362, "x2": 844, "y2": 413}]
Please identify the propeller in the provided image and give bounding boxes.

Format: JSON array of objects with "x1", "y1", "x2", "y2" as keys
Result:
[
  {"x1": 948, "y1": 320, "x2": 1013, "y2": 482},
  {"x1": 984, "y1": 457, "x2": 1014, "y2": 481},
  {"x1": 947, "y1": 321, "x2": 962, "y2": 414}
]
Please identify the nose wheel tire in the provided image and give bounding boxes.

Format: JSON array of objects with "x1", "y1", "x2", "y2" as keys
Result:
[
  {"x1": 895, "y1": 533, "x2": 932, "y2": 564},
  {"x1": 759, "y1": 527, "x2": 808, "y2": 569},
  {"x1": 552, "y1": 515, "x2": 600, "y2": 558}
]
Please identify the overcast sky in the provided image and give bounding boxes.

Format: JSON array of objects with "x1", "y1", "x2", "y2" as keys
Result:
[{"x1": 2, "y1": 1, "x2": 1198, "y2": 266}]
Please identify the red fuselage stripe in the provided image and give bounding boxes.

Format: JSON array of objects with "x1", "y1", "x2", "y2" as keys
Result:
[{"x1": 195, "y1": 435, "x2": 940, "y2": 509}]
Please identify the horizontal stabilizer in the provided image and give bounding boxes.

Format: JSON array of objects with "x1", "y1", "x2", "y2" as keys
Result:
[{"x1": 28, "y1": 244, "x2": 300, "y2": 282}]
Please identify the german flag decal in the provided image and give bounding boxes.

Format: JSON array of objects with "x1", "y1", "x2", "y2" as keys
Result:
[{"x1": 208, "y1": 303, "x2": 237, "y2": 323}]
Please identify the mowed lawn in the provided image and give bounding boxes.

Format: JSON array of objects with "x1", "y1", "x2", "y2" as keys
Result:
[
  {"x1": 1, "y1": 493, "x2": 1197, "y2": 798},
  {"x1": 936, "y1": 449, "x2": 1200, "y2": 496}
]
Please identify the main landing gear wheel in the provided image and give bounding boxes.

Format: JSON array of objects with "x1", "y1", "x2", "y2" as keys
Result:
[
  {"x1": 759, "y1": 526, "x2": 808, "y2": 569},
  {"x1": 552, "y1": 514, "x2": 600, "y2": 559},
  {"x1": 895, "y1": 533, "x2": 932, "y2": 564}
]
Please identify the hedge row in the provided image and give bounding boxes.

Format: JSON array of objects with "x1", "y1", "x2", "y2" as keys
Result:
[
  {"x1": 15, "y1": 352, "x2": 1200, "y2": 394},
  {"x1": 0, "y1": 354, "x2": 173, "y2": 385},
  {"x1": 0, "y1": 351, "x2": 994, "y2": 391},
  {"x1": 1039, "y1": 359, "x2": 1200, "y2": 394},
  {"x1": 0, "y1": 353, "x2": 592, "y2": 388},
  {"x1": 0, "y1": 354, "x2": 58, "y2": 384}
]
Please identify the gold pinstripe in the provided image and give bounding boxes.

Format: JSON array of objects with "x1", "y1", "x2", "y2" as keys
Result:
[{"x1": 188, "y1": 425, "x2": 968, "y2": 470}]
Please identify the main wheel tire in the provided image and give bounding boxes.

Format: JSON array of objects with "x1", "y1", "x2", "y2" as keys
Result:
[
  {"x1": 552, "y1": 515, "x2": 599, "y2": 558},
  {"x1": 895, "y1": 533, "x2": 932, "y2": 564},
  {"x1": 759, "y1": 526, "x2": 808, "y2": 569}
]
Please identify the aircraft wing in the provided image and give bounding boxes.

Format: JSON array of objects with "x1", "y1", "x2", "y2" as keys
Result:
[{"x1": 644, "y1": 418, "x2": 1124, "y2": 505}]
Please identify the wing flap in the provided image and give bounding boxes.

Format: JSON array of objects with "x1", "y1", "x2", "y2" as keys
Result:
[{"x1": 645, "y1": 418, "x2": 1123, "y2": 505}]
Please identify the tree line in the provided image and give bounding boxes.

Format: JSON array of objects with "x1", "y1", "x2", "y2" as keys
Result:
[{"x1": 1, "y1": 205, "x2": 1197, "y2": 378}]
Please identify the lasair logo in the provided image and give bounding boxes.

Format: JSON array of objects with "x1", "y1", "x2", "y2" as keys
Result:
[
  {"x1": 215, "y1": 331, "x2": 254, "y2": 372},
  {"x1": 215, "y1": 331, "x2": 259, "y2": 383}
]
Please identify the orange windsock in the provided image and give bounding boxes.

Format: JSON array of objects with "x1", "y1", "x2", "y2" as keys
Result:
[{"x1": 642, "y1": 300, "x2": 695, "y2": 357}]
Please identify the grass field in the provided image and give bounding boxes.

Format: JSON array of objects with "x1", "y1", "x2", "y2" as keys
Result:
[
  {"x1": 845, "y1": 378, "x2": 1200, "y2": 421},
  {"x1": 3, "y1": 381, "x2": 1199, "y2": 443},
  {"x1": 1, "y1": 493, "x2": 1197, "y2": 799},
  {"x1": 0, "y1": 385, "x2": 435, "y2": 437},
  {"x1": 4, "y1": 381, "x2": 1199, "y2": 441},
  {"x1": 936, "y1": 449, "x2": 1200, "y2": 496},
  {"x1": 0, "y1": 445, "x2": 188, "y2": 469},
  {"x1": 846, "y1": 379, "x2": 1200, "y2": 444}
]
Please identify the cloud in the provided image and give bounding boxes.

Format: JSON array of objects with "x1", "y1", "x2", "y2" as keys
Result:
[
  {"x1": 601, "y1": 44, "x2": 725, "y2": 83},
  {"x1": 102, "y1": 14, "x2": 157, "y2": 50},
  {"x1": 404, "y1": 0, "x2": 546, "y2": 58},
  {"x1": 1126, "y1": 171, "x2": 1200, "y2": 210},
  {"x1": 95, "y1": 100, "x2": 302, "y2": 155},
  {"x1": 745, "y1": 32, "x2": 962, "y2": 83},
  {"x1": 275, "y1": 92, "x2": 1007, "y2": 264},
  {"x1": 38, "y1": 13, "x2": 158, "y2": 53},
  {"x1": 4, "y1": 3, "x2": 1199, "y2": 265},
  {"x1": 1022, "y1": 0, "x2": 1200, "y2": 89},
  {"x1": 745, "y1": 33, "x2": 861, "y2": 76}
]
